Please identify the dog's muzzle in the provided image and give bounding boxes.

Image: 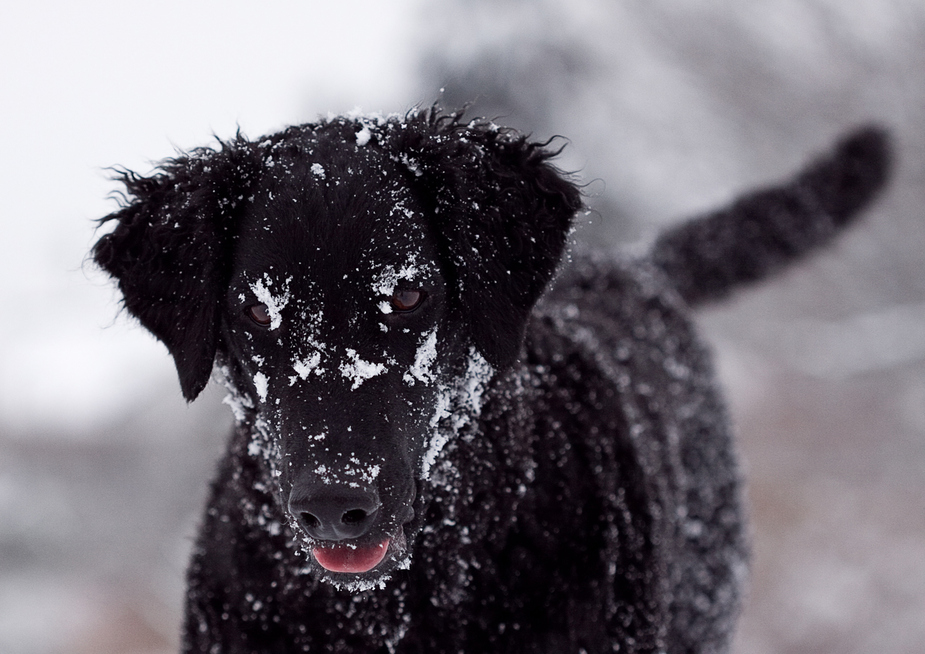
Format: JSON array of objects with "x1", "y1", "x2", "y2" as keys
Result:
[{"x1": 288, "y1": 481, "x2": 400, "y2": 574}]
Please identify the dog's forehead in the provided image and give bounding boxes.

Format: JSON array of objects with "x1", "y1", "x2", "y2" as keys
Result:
[{"x1": 232, "y1": 140, "x2": 439, "y2": 297}]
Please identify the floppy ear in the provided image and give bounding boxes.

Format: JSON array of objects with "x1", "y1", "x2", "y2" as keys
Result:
[
  {"x1": 386, "y1": 110, "x2": 583, "y2": 369},
  {"x1": 93, "y1": 139, "x2": 257, "y2": 400}
]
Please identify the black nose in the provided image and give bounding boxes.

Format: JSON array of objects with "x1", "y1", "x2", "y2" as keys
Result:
[{"x1": 288, "y1": 485, "x2": 380, "y2": 541}]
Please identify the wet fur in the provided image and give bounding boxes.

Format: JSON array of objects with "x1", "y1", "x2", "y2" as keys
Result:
[{"x1": 93, "y1": 109, "x2": 890, "y2": 653}]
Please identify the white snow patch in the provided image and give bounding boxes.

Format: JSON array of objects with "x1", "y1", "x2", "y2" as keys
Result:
[
  {"x1": 214, "y1": 364, "x2": 254, "y2": 423},
  {"x1": 343, "y1": 457, "x2": 382, "y2": 485},
  {"x1": 339, "y1": 349, "x2": 387, "y2": 390},
  {"x1": 253, "y1": 372, "x2": 269, "y2": 403},
  {"x1": 311, "y1": 163, "x2": 326, "y2": 179},
  {"x1": 398, "y1": 153, "x2": 423, "y2": 177},
  {"x1": 292, "y1": 352, "x2": 324, "y2": 380},
  {"x1": 326, "y1": 574, "x2": 389, "y2": 594},
  {"x1": 373, "y1": 258, "x2": 422, "y2": 297},
  {"x1": 461, "y1": 348, "x2": 493, "y2": 416},
  {"x1": 355, "y1": 124, "x2": 372, "y2": 146},
  {"x1": 404, "y1": 328, "x2": 438, "y2": 385},
  {"x1": 248, "y1": 414, "x2": 282, "y2": 480},
  {"x1": 222, "y1": 393, "x2": 250, "y2": 423},
  {"x1": 421, "y1": 391, "x2": 453, "y2": 478},
  {"x1": 420, "y1": 347, "x2": 494, "y2": 479},
  {"x1": 249, "y1": 274, "x2": 292, "y2": 330}
]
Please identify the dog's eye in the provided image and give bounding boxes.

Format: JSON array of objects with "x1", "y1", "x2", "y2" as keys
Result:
[
  {"x1": 247, "y1": 303, "x2": 272, "y2": 327},
  {"x1": 391, "y1": 289, "x2": 426, "y2": 313}
]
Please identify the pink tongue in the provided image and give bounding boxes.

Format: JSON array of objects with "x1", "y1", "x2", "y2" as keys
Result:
[{"x1": 313, "y1": 539, "x2": 390, "y2": 573}]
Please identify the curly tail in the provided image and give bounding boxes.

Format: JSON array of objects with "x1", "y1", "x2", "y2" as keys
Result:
[{"x1": 650, "y1": 126, "x2": 892, "y2": 307}]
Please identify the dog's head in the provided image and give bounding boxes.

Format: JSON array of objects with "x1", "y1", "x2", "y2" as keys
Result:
[{"x1": 93, "y1": 109, "x2": 581, "y2": 588}]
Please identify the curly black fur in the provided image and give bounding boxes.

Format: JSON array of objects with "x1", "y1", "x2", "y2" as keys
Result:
[{"x1": 92, "y1": 108, "x2": 891, "y2": 653}]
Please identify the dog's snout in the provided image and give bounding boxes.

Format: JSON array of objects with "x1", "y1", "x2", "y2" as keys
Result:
[{"x1": 289, "y1": 485, "x2": 380, "y2": 542}]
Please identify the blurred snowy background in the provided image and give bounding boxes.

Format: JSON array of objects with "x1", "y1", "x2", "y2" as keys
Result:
[{"x1": 1, "y1": 1, "x2": 923, "y2": 652}]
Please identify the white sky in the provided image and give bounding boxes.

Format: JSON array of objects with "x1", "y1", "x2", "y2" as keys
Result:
[{"x1": 0, "y1": 0, "x2": 426, "y2": 434}]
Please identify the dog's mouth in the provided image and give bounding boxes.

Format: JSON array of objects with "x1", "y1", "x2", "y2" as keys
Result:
[
  {"x1": 313, "y1": 539, "x2": 389, "y2": 573},
  {"x1": 290, "y1": 482, "x2": 422, "y2": 583},
  {"x1": 306, "y1": 515, "x2": 412, "y2": 579},
  {"x1": 312, "y1": 530, "x2": 405, "y2": 574}
]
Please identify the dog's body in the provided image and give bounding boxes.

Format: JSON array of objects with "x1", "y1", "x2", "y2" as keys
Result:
[{"x1": 93, "y1": 110, "x2": 890, "y2": 653}]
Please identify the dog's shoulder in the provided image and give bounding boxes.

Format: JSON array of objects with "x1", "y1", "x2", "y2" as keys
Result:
[
  {"x1": 526, "y1": 250, "x2": 730, "y2": 465},
  {"x1": 533, "y1": 252, "x2": 694, "y2": 354}
]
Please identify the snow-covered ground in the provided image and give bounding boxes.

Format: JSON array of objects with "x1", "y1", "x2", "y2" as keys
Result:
[{"x1": 2, "y1": 1, "x2": 923, "y2": 652}]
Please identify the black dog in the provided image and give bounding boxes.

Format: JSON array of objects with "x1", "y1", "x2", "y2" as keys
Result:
[{"x1": 93, "y1": 109, "x2": 890, "y2": 653}]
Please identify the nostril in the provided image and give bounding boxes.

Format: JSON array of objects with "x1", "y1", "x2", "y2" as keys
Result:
[
  {"x1": 300, "y1": 512, "x2": 321, "y2": 529},
  {"x1": 342, "y1": 509, "x2": 369, "y2": 525}
]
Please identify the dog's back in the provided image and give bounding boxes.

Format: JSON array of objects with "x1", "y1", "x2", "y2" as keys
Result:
[
  {"x1": 528, "y1": 125, "x2": 891, "y2": 651},
  {"x1": 529, "y1": 256, "x2": 745, "y2": 651}
]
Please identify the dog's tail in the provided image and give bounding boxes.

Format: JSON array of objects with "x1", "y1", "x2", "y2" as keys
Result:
[{"x1": 650, "y1": 126, "x2": 892, "y2": 307}]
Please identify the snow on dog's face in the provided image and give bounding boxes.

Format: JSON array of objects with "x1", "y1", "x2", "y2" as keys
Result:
[
  {"x1": 91, "y1": 109, "x2": 582, "y2": 590},
  {"x1": 217, "y1": 137, "x2": 496, "y2": 589}
]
